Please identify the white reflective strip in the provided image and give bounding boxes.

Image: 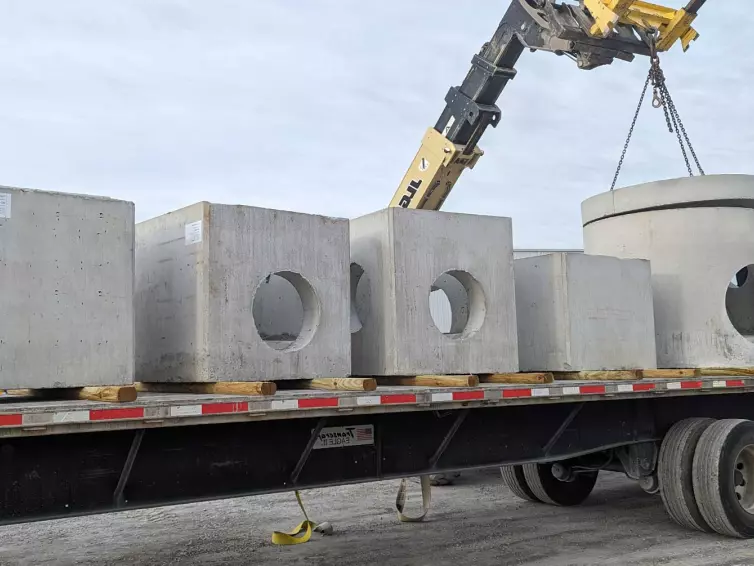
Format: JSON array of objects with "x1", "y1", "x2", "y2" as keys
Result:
[
  {"x1": 617, "y1": 384, "x2": 633, "y2": 393},
  {"x1": 562, "y1": 386, "x2": 580, "y2": 395},
  {"x1": 271, "y1": 399, "x2": 298, "y2": 411},
  {"x1": 170, "y1": 405, "x2": 202, "y2": 417},
  {"x1": 431, "y1": 392, "x2": 453, "y2": 403},
  {"x1": 52, "y1": 410, "x2": 90, "y2": 423},
  {"x1": 712, "y1": 380, "x2": 727, "y2": 388},
  {"x1": 531, "y1": 388, "x2": 550, "y2": 397},
  {"x1": 356, "y1": 396, "x2": 381, "y2": 406},
  {"x1": 666, "y1": 382, "x2": 682, "y2": 390}
]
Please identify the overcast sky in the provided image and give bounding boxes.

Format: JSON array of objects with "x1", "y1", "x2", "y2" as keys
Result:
[{"x1": 0, "y1": 1, "x2": 750, "y2": 247}]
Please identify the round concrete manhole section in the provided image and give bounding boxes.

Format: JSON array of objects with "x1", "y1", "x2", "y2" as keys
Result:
[
  {"x1": 428, "y1": 270, "x2": 486, "y2": 338},
  {"x1": 252, "y1": 271, "x2": 321, "y2": 351}
]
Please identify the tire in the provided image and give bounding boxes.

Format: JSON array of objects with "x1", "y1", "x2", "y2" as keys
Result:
[
  {"x1": 501, "y1": 465, "x2": 540, "y2": 502},
  {"x1": 430, "y1": 472, "x2": 461, "y2": 486},
  {"x1": 692, "y1": 419, "x2": 754, "y2": 538},
  {"x1": 522, "y1": 463, "x2": 598, "y2": 506},
  {"x1": 658, "y1": 417, "x2": 715, "y2": 532}
]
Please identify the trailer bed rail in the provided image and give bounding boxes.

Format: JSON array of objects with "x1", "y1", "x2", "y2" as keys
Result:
[{"x1": 1, "y1": 376, "x2": 752, "y2": 438}]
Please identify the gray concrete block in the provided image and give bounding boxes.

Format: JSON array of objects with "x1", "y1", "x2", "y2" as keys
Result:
[
  {"x1": 350, "y1": 208, "x2": 518, "y2": 376},
  {"x1": 514, "y1": 253, "x2": 656, "y2": 372},
  {"x1": 583, "y1": 175, "x2": 754, "y2": 368},
  {"x1": 0, "y1": 186, "x2": 134, "y2": 389},
  {"x1": 136, "y1": 202, "x2": 350, "y2": 382}
]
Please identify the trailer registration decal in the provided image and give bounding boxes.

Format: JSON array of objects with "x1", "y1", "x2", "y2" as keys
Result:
[{"x1": 313, "y1": 425, "x2": 374, "y2": 449}]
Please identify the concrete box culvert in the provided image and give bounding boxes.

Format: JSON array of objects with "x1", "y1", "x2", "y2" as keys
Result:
[
  {"x1": 135, "y1": 202, "x2": 350, "y2": 382},
  {"x1": 349, "y1": 207, "x2": 518, "y2": 376},
  {"x1": 514, "y1": 253, "x2": 657, "y2": 372},
  {"x1": 582, "y1": 174, "x2": 754, "y2": 369},
  {"x1": 0, "y1": 186, "x2": 135, "y2": 389}
]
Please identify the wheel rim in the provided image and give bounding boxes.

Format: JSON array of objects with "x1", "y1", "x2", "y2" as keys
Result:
[{"x1": 734, "y1": 444, "x2": 754, "y2": 513}]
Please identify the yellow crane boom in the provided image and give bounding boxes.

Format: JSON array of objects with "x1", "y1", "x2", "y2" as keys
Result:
[{"x1": 389, "y1": 0, "x2": 705, "y2": 211}]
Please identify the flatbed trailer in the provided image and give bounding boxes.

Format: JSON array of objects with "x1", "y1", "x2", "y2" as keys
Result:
[{"x1": 4, "y1": 374, "x2": 754, "y2": 537}]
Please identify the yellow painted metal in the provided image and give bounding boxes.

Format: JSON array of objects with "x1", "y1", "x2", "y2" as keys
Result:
[
  {"x1": 587, "y1": 0, "x2": 634, "y2": 36},
  {"x1": 588, "y1": 0, "x2": 699, "y2": 52},
  {"x1": 389, "y1": 127, "x2": 482, "y2": 211},
  {"x1": 656, "y1": 10, "x2": 697, "y2": 51},
  {"x1": 681, "y1": 28, "x2": 699, "y2": 51}
]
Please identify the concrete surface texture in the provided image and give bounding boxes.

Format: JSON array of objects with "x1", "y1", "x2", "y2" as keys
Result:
[
  {"x1": 350, "y1": 208, "x2": 518, "y2": 375},
  {"x1": 135, "y1": 202, "x2": 350, "y2": 382},
  {"x1": 0, "y1": 186, "x2": 134, "y2": 389},
  {"x1": 515, "y1": 253, "x2": 656, "y2": 371},
  {"x1": 582, "y1": 174, "x2": 754, "y2": 368},
  {"x1": 1, "y1": 471, "x2": 752, "y2": 566}
]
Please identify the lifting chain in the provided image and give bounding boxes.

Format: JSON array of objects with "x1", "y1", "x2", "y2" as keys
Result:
[{"x1": 610, "y1": 30, "x2": 704, "y2": 191}]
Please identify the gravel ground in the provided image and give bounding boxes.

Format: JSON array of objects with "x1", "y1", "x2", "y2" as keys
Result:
[{"x1": 1, "y1": 470, "x2": 753, "y2": 566}]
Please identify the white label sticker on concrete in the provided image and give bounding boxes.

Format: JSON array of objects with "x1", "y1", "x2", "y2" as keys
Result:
[
  {"x1": 313, "y1": 425, "x2": 374, "y2": 450},
  {"x1": 0, "y1": 193, "x2": 10, "y2": 219},
  {"x1": 184, "y1": 220, "x2": 203, "y2": 245}
]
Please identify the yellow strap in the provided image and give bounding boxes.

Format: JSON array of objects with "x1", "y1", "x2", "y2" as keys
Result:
[
  {"x1": 271, "y1": 518, "x2": 316, "y2": 546},
  {"x1": 271, "y1": 490, "x2": 333, "y2": 546},
  {"x1": 395, "y1": 475, "x2": 432, "y2": 522}
]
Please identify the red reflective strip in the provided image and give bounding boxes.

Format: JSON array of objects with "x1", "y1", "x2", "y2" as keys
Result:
[
  {"x1": 580, "y1": 385, "x2": 606, "y2": 395},
  {"x1": 380, "y1": 394, "x2": 416, "y2": 405},
  {"x1": 0, "y1": 414, "x2": 22, "y2": 427},
  {"x1": 453, "y1": 390, "x2": 484, "y2": 401},
  {"x1": 633, "y1": 383, "x2": 656, "y2": 392},
  {"x1": 298, "y1": 397, "x2": 338, "y2": 409},
  {"x1": 90, "y1": 407, "x2": 144, "y2": 421},
  {"x1": 502, "y1": 389, "x2": 532, "y2": 399},
  {"x1": 726, "y1": 379, "x2": 746, "y2": 387},
  {"x1": 202, "y1": 402, "x2": 248, "y2": 415},
  {"x1": 681, "y1": 380, "x2": 703, "y2": 390}
]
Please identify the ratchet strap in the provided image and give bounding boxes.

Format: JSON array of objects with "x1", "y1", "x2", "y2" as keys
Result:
[
  {"x1": 273, "y1": 476, "x2": 431, "y2": 545},
  {"x1": 271, "y1": 490, "x2": 333, "y2": 546},
  {"x1": 395, "y1": 475, "x2": 432, "y2": 522}
]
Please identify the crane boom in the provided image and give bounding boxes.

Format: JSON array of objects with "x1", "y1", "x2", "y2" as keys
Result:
[{"x1": 389, "y1": 0, "x2": 705, "y2": 211}]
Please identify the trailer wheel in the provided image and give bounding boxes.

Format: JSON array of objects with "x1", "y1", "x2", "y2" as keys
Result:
[
  {"x1": 693, "y1": 419, "x2": 754, "y2": 538},
  {"x1": 430, "y1": 472, "x2": 460, "y2": 486},
  {"x1": 501, "y1": 465, "x2": 540, "y2": 502},
  {"x1": 658, "y1": 417, "x2": 715, "y2": 532},
  {"x1": 522, "y1": 463, "x2": 597, "y2": 506}
]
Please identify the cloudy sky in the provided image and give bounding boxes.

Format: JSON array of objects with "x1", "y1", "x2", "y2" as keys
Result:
[{"x1": 0, "y1": 1, "x2": 750, "y2": 247}]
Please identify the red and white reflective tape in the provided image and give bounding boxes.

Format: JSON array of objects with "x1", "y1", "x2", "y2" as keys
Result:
[
  {"x1": 170, "y1": 402, "x2": 248, "y2": 417},
  {"x1": 431, "y1": 391, "x2": 486, "y2": 403},
  {"x1": 0, "y1": 407, "x2": 146, "y2": 428},
  {"x1": 714, "y1": 379, "x2": 746, "y2": 388},
  {"x1": 0, "y1": 378, "x2": 751, "y2": 429}
]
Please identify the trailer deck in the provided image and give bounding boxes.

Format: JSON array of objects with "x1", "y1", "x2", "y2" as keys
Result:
[
  {"x1": 4, "y1": 375, "x2": 754, "y2": 527},
  {"x1": 1, "y1": 376, "x2": 752, "y2": 437}
]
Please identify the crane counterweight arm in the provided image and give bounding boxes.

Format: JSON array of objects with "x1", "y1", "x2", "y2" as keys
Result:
[{"x1": 389, "y1": 0, "x2": 704, "y2": 211}]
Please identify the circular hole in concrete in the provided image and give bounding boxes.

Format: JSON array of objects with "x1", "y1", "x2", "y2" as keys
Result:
[
  {"x1": 350, "y1": 263, "x2": 370, "y2": 334},
  {"x1": 253, "y1": 271, "x2": 321, "y2": 351},
  {"x1": 429, "y1": 270, "x2": 486, "y2": 338},
  {"x1": 726, "y1": 265, "x2": 754, "y2": 343}
]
